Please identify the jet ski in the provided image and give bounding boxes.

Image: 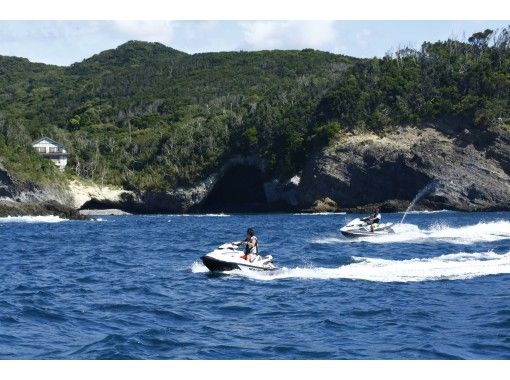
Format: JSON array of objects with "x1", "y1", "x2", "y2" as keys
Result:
[
  {"x1": 340, "y1": 217, "x2": 395, "y2": 238},
  {"x1": 201, "y1": 242, "x2": 277, "y2": 272}
]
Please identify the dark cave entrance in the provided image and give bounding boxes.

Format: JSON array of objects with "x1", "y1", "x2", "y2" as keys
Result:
[
  {"x1": 80, "y1": 198, "x2": 121, "y2": 210},
  {"x1": 197, "y1": 165, "x2": 270, "y2": 213}
]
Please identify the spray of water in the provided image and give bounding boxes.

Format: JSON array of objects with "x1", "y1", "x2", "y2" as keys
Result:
[{"x1": 400, "y1": 181, "x2": 438, "y2": 224}]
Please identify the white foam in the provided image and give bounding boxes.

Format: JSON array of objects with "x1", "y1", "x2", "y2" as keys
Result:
[
  {"x1": 399, "y1": 209, "x2": 452, "y2": 214},
  {"x1": 426, "y1": 221, "x2": 510, "y2": 244},
  {"x1": 311, "y1": 236, "x2": 345, "y2": 244},
  {"x1": 314, "y1": 220, "x2": 510, "y2": 245},
  {"x1": 229, "y1": 251, "x2": 510, "y2": 283},
  {"x1": 191, "y1": 261, "x2": 209, "y2": 273},
  {"x1": 292, "y1": 212, "x2": 347, "y2": 216},
  {"x1": 0, "y1": 215, "x2": 68, "y2": 223}
]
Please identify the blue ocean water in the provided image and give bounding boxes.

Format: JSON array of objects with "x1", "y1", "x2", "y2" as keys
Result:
[{"x1": 1, "y1": 211, "x2": 509, "y2": 359}]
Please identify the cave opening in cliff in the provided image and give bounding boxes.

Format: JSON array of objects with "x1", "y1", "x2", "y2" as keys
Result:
[
  {"x1": 197, "y1": 165, "x2": 270, "y2": 213},
  {"x1": 80, "y1": 198, "x2": 121, "y2": 211}
]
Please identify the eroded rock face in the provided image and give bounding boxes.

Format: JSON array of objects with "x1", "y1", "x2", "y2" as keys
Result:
[
  {"x1": 68, "y1": 180, "x2": 137, "y2": 210},
  {"x1": 306, "y1": 197, "x2": 338, "y2": 213},
  {"x1": 298, "y1": 126, "x2": 510, "y2": 212},
  {"x1": 264, "y1": 176, "x2": 300, "y2": 208},
  {"x1": 2, "y1": 125, "x2": 508, "y2": 215},
  {"x1": 0, "y1": 163, "x2": 79, "y2": 217},
  {"x1": 140, "y1": 155, "x2": 267, "y2": 213}
]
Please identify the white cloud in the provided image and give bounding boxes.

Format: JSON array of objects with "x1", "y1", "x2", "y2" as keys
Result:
[
  {"x1": 112, "y1": 21, "x2": 176, "y2": 44},
  {"x1": 239, "y1": 21, "x2": 337, "y2": 50}
]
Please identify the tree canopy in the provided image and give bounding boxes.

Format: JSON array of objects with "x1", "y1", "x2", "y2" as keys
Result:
[{"x1": 1, "y1": 27, "x2": 509, "y2": 190}]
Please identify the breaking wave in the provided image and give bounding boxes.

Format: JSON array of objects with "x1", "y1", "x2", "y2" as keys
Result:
[
  {"x1": 313, "y1": 220, "x2": 510, "y2": 245},
  {"x1": 195, "y1": 251, "x2": 510, "y2": 283},
  {"x1": 0, "y1": 215, "x2": 69, "y2": 223}
]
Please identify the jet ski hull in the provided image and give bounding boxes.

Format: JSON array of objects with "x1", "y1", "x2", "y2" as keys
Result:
[
  {"x1": 201, "y1": 243, "x2": 277, "y2": 272},
  {"x1": 201, "y1": 255, "x2": 241, "y2": 272},
  {"x1": 340, "y1": 227, "x2": 394, "y2": 238},
  {"x1": 340, "y1": 218, "x2": 395, "y2": 238}
]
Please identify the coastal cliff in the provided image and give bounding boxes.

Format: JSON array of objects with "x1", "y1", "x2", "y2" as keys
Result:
[
  {"x1": 2, "y1": 124, "x2": 510, "y2": 216},
  {"x1": 1, "y1": 28, "x2": 509, "y2": 215},
  {"x1": 0, "y1": 162, "x2": 81, "y2": 218},
  {"x1": 299, "y1": 125, "x2": 510, "y2": 212}
]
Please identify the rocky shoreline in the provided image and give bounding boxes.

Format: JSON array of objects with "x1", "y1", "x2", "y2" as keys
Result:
[
  {"x1": 299, "y1": 124, "x2": 510, "y2": 213},
  {"x1": 0, "y1": 200, "x2": 87, "y2": 219}
]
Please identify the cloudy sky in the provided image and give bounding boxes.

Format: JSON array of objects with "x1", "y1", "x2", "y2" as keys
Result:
[{"x1": 0, "y1": 20, "x2": 508, "y2": 66}]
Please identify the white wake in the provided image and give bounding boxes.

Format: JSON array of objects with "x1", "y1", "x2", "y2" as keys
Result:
[
  {"x1": 194, "y1": 251, "x2": 510, "y2": 283},
  {"x1": 0, "y1": 215, "x2": 69, "y2": 223},
  {"x1": 399, "y1": 209, "x2": 452, "y2": 214},
  {"x1": 191, "y1": 260, "x2": 210, "y2": 273},
  {"x1": 313, "y1": 220, "x2": 510, "y2": 245},
  {"x1": 292, "y1": 212, "x2": 347, "y2": 216}
]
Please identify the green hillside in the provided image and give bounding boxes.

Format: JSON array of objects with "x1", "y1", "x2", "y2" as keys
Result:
[
  {"x1": 1, "y1": 27, "x2": 509, "y2": 192},
  {"x1": 1, "y1": 41, "x2": 354, "y2": 190},
  {"x1": 316, "y1": 28, "x2": 510, "y2": 131}
]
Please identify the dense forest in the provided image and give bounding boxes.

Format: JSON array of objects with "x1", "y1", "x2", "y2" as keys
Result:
[
  {"x1": 316, "y1": 28, "x2": 510, "y2": 132},
  {"x1": 0, "y1": 27, "x2": 509, "y2": 192}
]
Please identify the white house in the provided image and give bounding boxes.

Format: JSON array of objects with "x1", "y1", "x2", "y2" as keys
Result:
[{"x1": 32, "y1": 137, "x2": 69, "y2": 171}]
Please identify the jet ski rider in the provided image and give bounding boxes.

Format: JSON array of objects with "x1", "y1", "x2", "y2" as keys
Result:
[
  {"x1": 241, "y1": 228, "x2": 258, "y2": 261},
  {"x1": 363, "y1": 209, "x2": 381, "y2": 232}
]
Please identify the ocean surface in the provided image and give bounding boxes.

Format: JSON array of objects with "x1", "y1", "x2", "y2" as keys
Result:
[{"x1": 1, "y1": 211, "x2": 509, "y2": 359}]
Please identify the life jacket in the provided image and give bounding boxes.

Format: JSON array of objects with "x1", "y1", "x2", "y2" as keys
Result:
[{"x1": 249, "y1": 236, "x2": 258, "y2": 255}]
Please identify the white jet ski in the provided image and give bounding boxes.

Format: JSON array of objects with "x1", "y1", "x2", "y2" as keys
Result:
[
  {"x1": 340, "y1": 217, "x2": 395, "y2": 238},
  {"x1": 201, "y1": 242, "x2": 277, "y2": 272}
]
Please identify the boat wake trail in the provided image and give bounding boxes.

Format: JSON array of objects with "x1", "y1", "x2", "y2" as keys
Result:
[
  {"x1": 313, "y1": 220, "x2": 510, "y2": 245},
  {"x1": 193, "y1": 251, "x2": 510, "y2": 283}
]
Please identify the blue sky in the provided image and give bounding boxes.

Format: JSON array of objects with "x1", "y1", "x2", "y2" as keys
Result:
[{"x1": 0, "y1": 20, "x2": 508, "y2": 66}]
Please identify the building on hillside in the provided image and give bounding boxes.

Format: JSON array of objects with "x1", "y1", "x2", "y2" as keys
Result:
[{"x1": 32, "y1": 137, "x2": 69, "y2": 171}]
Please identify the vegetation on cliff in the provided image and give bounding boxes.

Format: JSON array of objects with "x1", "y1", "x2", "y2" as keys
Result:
[
  {"x1": 0, "y1": 43, "x2": 353, "y2": 190},
  {"x1": 316, "y1": 28, "x2": 510, "y2": 132},
  {"x1": 0, "y1": 26, "x2": 509, "y2": 193}
]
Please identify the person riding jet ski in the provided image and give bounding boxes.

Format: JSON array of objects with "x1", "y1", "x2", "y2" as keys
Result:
[
  {"x1": 201, "y1": 227, "x2": 276, "y2": 272},
  {"x1": 340, "y1": 209, "x2": 394, "y2": 238},
  {"x1": 241, "y1": 228, "x2": 258, "y2": 262},
  {"x1": 362, "y1": 209, "x2": 381, "y2": 232}
]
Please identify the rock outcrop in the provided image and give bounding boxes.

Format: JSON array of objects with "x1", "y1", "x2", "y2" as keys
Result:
[
  {"x1": 2, "y1": 125, "x2": 509, "y2": 216},
  {"x1": 68, "y1": 180, "x2": 137, "y2": 210},
  {"x1": 263, "y1": 175, "x2": 300, "y2": 208},
  {"x1": 306, "y1": 197, "x2": 338, "y2": 213},
  {"x1": 299, "y1": 125, "x2": 510, "y2": 212},
  {"x1": 140, "y1": 155, "x2": 267, "y2": 213},
  {"x1": 0, "y1": 163, "x2": 83, "y2": 218},
  {"x1": 0, "y1": 200, "x2": 85, "y2": 219}
]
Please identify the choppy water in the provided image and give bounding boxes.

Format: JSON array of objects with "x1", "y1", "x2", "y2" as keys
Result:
[{"x1": 1, "y1": 211, "x2": 509, "y2": 359}]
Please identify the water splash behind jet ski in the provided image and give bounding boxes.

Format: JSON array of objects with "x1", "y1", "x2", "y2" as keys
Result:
[
  {"x1": 201, "y1": 242, "x2": 277, "y2": 272},
  {"x1": 400, "y1": 181, "x2": 439, "y2": 224}
]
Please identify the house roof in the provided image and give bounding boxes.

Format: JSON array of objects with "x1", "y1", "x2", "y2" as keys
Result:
[{"x1": 32, "y1": 136, "x2": 66, "y2": 148}]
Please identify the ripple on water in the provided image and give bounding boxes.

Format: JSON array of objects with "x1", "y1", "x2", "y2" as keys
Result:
[
  {"x1": 2, "y1": 213, "x2": 510, "y2": 359},
  {"x1": 350, "y1": 308, "x2": 393, "y2": 317},
  {"x1": 21, "y1": 306, "x2": 67, "y2": 322}
]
